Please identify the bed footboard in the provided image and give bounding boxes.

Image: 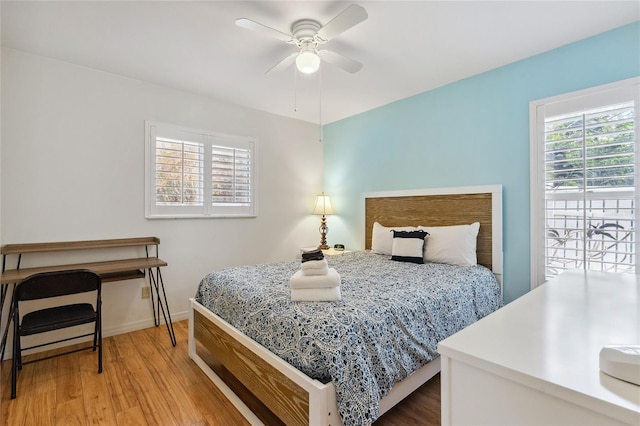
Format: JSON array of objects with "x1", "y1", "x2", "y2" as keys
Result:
[
  {"x1": 189, "y1": 298, "x2": 441, "y2": 425},
  {"x1": 189, "y1": 298, "x2": 340, "y2": 426}
]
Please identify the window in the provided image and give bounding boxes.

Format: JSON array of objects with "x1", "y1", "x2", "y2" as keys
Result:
[
  {"x1": 145, "y1": 121, "x2": 257, "y2": 218},
  {"x1": 530, "y1": 78, "x2": 639, "y2": 287}
]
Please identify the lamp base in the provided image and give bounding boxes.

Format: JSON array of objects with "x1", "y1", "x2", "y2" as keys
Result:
[{"x1": 317, "y1": 214, "x2": 330, "y2": 252}]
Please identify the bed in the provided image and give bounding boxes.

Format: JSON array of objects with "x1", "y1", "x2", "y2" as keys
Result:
[{"x1": 188, "y1": 185, "x2": 503, "y2": 426}]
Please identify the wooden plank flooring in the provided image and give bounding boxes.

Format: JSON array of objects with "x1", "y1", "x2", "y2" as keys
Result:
[{"x1": 0, "y1": 320, "x2": 440, "y2": 425}]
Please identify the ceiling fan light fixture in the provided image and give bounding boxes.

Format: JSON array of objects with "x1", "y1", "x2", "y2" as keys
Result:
[{"x1": 296, "y1": 49, "x2": 320, "y2": 74}]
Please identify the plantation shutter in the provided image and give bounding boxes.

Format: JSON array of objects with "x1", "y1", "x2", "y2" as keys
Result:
[
  {"x1": 211, "y1": 145, "x2": 252, "y2": 206},
  {"x1": 146, "y1": 121, "x2": 257, "y2": 218},
  {"x1": 543, "y1": 101, "x2": 636, "y2": 278},
  {"x1": 155, "y1": 137, "x2": 204, "y2": 206}
]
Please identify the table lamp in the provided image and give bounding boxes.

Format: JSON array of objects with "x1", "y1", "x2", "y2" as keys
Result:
[{"x1": 313, "y1": 193, "x2": 334, "y2": 250}]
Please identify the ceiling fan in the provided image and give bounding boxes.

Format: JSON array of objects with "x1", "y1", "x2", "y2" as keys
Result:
[{"x1": 235, "y1": 4, "x2": 368, "y2": 75}]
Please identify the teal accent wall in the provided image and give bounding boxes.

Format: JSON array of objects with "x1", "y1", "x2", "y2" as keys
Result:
[{"x1": 323, "y1": 22, "x2": 640, "y2": 303}]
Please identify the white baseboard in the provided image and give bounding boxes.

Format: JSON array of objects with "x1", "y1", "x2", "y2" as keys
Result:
[
  {"x1": 1, "y1": 310, "x2": 189, "y2": 361},
  {"x1": 103, "y1": 309, "x2": 188, "y2": 337}
]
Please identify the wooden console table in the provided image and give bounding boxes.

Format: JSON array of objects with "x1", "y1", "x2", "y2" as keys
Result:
[{"x1": 0, "y1": 237, "x2": 176, "y2": 360}]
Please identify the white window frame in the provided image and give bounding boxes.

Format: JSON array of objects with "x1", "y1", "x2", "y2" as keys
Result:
[
  {"x1": 530, "y1": 77, "x2": 640, "y2": 288},
  {"x1": 145, "y1": 121, "x2": 257, "y2": 219}
]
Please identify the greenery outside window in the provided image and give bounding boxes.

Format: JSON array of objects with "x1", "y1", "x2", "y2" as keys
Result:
[
  {"x1": 145, "y1": 121, "x2": 257, "y2": 218},
  {"x1": 530, "y1": 78, "x2": 639, "y2": 287}
]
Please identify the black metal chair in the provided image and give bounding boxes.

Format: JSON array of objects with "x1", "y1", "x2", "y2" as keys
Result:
[{"x1": 11, "y1": 269, "x2": 102, "y2": 399}]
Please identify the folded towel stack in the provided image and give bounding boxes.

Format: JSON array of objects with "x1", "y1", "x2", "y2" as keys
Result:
[
  {"x1": 291, "y1": 249, "x2": 341, "y2": 301},
  {"x1": 301, "y1": 259, "x2": 329, "y2": 276},
  {"x1": 301, "y1": 248, "x2": 324, "y2": 262},
  {"x1": 290, "y1": 268, "x2": 340, "y2": 288}
]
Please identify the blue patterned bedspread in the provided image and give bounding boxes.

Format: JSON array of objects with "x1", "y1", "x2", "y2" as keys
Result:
[{"x1": 195, "y1": 251, "x2": 502, "y2": 425}]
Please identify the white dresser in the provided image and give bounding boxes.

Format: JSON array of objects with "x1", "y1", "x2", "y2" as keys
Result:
[{"x1": 438, "y1": 270, "x2": 640, "y2": 425}]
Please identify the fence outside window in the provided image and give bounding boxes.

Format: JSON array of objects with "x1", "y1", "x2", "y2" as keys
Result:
[{"x1": 545, "y1": 195, "x2": 635, "y2": 278}]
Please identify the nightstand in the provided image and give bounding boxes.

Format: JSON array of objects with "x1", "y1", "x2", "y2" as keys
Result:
[
  {"x1": 299, "y1": 247, "x2": 351, "y2": 257},
  {"x1": 321, "y1": 248, "x2": 351, "y2": 256}
]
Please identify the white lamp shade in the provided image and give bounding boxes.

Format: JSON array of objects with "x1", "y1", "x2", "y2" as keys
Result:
[
  {"x1": 296, "y1": 50, "x2": 320, "y2": 74},
  {"x1": 313, "y1": 194, "x2": 334, "y2": 215}
]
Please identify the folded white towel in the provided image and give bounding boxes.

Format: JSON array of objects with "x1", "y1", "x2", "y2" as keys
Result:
[
  {"x1": 290, "y1": 268, "x2": 341, "y2": 289},
  {"x1": 301, "y1": 259, "x2": 328, "y2": 270},
  {"x1": 302, "y1": 265, "x2": 329, "y2": 276},
  {"x1": 291, "y1": 286, "x2": 341, "y2": 302}
]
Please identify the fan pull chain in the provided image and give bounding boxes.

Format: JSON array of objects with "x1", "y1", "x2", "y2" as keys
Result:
[
  {"x1": 294, "y1": 66, "x2": 298, "y2": 113},
  {"x1": 319, "y1": 66, "x2": 323, "y2": 143}
]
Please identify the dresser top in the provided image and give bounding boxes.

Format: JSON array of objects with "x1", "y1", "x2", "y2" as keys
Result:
[{"x1": 439, "y1": 270, "x2": 640, "y2": 424}]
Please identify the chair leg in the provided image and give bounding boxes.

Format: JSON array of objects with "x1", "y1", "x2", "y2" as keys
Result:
[
  {"x1": 97, "y1": 313, "x2": 102, "y2": 374},
  {"x1": 93, "y1": 319, "x2": 98, "y2": 352},
  {"x1": 11, "y1": 343, "x2": 17, "y2": 398},
  {"x1": 11, "y1": 313, "x2": 19, "y2": 399},
  {"x1": 16, "y1": 331, "x2": 22, "y2": 371}
]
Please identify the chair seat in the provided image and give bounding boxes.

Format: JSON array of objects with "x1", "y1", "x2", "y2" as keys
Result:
[{"x1": 20, "y1": 303, "x2": 96, "y2": 336}]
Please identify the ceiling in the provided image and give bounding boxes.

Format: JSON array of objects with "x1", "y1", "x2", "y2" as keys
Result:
[{"x1": 2, "y1": 1, "x2": 639, "y2": 124}]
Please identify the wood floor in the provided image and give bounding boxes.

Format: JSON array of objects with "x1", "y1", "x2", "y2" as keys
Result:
[{"x1": 0, "y1": 320, "x2": 440, "y2": 425}]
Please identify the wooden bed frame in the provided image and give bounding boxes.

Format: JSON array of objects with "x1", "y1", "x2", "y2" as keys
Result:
[{"x1": 189, "y1": 185, "x2": 503, "y2": 425}]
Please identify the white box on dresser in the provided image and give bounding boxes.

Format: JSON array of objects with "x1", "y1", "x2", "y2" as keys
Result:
[{"x1": 438, "y1": 270, "x2": 640, "y2": 426}]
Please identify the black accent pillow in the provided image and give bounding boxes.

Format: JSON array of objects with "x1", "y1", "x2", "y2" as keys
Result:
[{"x1": 391, "y1": 230, "x2": 428, "y2": 264}]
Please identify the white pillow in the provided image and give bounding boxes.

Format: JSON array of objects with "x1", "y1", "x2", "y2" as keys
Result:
[
  {"x1": 419, "y1": 222, "x2": 480, "y2": 266},
  {"x1": 371, "y1": 222, "x2": 417, "y2": 255},
  {"x1": 391, "y1": 230, "x2": 428, "y2": 264}
]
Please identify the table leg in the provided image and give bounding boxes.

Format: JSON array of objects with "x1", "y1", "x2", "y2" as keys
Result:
[
  {"x1": 147, "y1": 268, "x2": 176, "y2": 346},
  {"x1": 0, "y1": 283, "x2": 16, "y2": 360}
]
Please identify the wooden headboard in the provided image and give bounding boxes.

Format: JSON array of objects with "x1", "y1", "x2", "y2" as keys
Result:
[{"x1": 364, "y1": 186, "x2": 503, "y2": 279}]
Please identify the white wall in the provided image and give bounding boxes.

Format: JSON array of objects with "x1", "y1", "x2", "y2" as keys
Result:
[
  {"x1": 1, "y1": 47, "x2": 323, "y2": 343},
  {"x1": 0, "y1": 7, "x2": 3, "y2": 365}
]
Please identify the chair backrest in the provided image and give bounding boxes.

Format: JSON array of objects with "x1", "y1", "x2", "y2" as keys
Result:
[{"x1": 16, "y1": 269, "x2": 101, "y2": 301}]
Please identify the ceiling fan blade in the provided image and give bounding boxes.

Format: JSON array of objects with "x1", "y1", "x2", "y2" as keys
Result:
[
  {"x1": 316, "y1": 4, "x2": 368, "y2": 42},
  {"x1": 265, "y1": 52, "x2": 298, "y2": 74},
  {"x1": 319, "y1": 50, "x2": 363, "y2": 73},
  {"x1": 235, "y1": 18, "x2": 294, "y2": 43}
]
